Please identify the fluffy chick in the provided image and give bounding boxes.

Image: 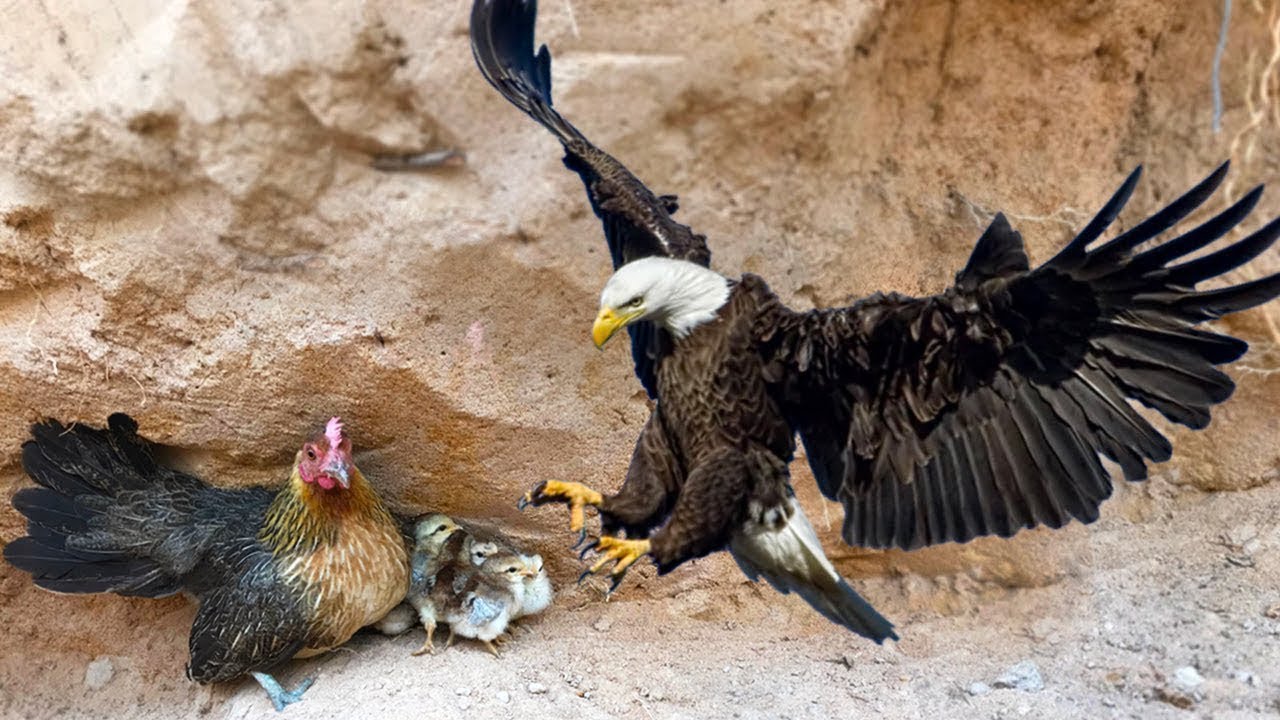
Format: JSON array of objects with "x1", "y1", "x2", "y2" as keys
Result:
[
  {"x1": 372, "y1": 603, "x2": 417, "y2": 636},
  {"x1": 514, "y1": 553, "x2": 553, "y2": 621},
  {"x1": 407, "y1": 514, "x2": 556, "y2": 655},
  {"x1": 407, "y1": 514, "x2": 464, "y2": 655},
  {"x1": 442, "y1": 551, "x2": 532, "y2": 656}
]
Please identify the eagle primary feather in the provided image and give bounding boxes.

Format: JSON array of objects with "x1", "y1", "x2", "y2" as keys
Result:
[
  {"x1": 470, "y1": 0, "x2": 709, "y2": 398},
  {"x1": 472, "y1": 0, "x2": 1280, "y2": 642}
]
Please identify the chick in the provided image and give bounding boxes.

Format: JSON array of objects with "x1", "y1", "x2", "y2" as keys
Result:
[
  {"x1": 441, "y1": 551, "x2": 532, "y2": 656},
  {"x1": 514, "y1": 553, "x2": 553, "y2": 621},
  {"x1": 407, "y1": 514, "x2": 464, "y2": 655},
  {"x1": 372, "y1": 603, "x2": 417, "y2": 636},
  {"x1": 406, "y1": 514, "x2": 556, "y2": 655},
  {"x1": 464, "y1": 534, "x2": 504, "y2": 567}
]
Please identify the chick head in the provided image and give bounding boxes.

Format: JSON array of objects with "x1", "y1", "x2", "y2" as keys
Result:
[
  {"x1": 480, "y1": 552, "x2": 536, "y2": 590},
  {"x1": 413, "y1": 513, "x2": 461, "y2": 552}
]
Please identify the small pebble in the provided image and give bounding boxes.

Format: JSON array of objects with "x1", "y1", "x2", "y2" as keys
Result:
[
  {"x1": 454, "y1": 687, "x2": 472, "y2": 696},
  {"x1": 993, "y1": 661, "x2": 1044, "y2": 693},
  {"x1": 967, "y1": 682, "x2": 991, "y2": 697},
  {"x1": 1172, "y1": 666, "x2": 1203, "y2": 693},
  {"x1": 1231, "y1": 670, "x2": 1258, "y2": 687},
  {"x1": 527, "y1": 682, "x2": 548, "y2": 695},
  {"x1": 85, "y1": 657, "x2": 115, "y2": 690},
  {"x1": 496, "y1": 690, "x2": 511, "y2": 704},
  {"x1": 456, "y1": 697, "x2": 472, "y2": 711},
  {"x1": 593, "y1": 617, "x2": 613, "y2": 632}
]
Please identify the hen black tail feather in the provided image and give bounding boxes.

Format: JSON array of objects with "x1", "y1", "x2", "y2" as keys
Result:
[
  {"x1": 3, "y1": 414, "x2": 184, "y2": 598},
  {"x1": 470, "y1": 0, "x2": 586, "y2": 147}
]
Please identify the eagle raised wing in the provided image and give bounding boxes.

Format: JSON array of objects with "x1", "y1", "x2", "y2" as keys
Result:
[
  {"x1": 470, "y1": 0, "x2": 711, "y2": 396},
  {"x1": 760, "y1": 163, "x2": 1280, "y2": 550}
]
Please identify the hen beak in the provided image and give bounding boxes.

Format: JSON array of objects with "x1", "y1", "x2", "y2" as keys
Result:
[
  {"x1": 592, "y1": 306, "x2": 642, "y2": 349},
  {"x1": 323, "y1": 461, "x2": 351, "y2": 489}
]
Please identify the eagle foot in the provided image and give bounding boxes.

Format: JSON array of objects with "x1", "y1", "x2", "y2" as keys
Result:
[
  {"x1": 579, "y1": 536, "x2": 651, "y2": 595},
  {"x1": 517, "y1": 480, "x2": 604, "y2": 539}
]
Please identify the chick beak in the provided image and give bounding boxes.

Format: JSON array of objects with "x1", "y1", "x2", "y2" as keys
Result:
[
  {"x1": 520, "y1": 567, "x2": 538, "y2": 579},
  {"x1": 323, "y1": 461, "x2": 351, "y2": 489},
  {"x1": 592, "y1": 307, "x2": 638, "y2": 349}
]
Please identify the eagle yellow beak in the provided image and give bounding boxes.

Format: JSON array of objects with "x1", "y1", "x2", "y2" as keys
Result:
[{"x1": 592, "y1": 306, "x2": 641, "y2": 349}]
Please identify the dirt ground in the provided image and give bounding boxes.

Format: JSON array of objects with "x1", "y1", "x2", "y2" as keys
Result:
[
  {"x1": 2, "y1": 0, "x2": 1280, "y2": 718},
  {"x1": 2, "y1": 475, "x2": 1278, "y2": 719}
]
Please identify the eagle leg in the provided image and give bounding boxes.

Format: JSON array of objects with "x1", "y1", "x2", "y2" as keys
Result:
[
  {"x1": 518, "y1": 480, "x2": 604, "y2": 542},
  {"x1": 578, "y1": 535, "x2": 652, "y2": 594}
]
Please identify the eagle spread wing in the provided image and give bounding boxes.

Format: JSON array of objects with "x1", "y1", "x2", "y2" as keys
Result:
[
  {"x1": 759, "y1": 163, "x2": 1280, "y2": 551},
  {"x1": 470, "y1": 0, "x2": 710, "y2": 396}
]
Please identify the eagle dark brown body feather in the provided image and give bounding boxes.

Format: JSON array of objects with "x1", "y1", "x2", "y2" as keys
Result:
[{"x1": 601, "y1": 279, "x2": 795, "y2": 570}]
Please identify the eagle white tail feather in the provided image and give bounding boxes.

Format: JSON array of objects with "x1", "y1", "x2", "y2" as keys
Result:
[{"x1": 729, "y1": 498, "x2": 898, "y2": 643}]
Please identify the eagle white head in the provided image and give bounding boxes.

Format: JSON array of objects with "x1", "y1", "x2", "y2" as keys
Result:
[{"x1": 593, "y1": 257, "x2": 732, "y2": 347}]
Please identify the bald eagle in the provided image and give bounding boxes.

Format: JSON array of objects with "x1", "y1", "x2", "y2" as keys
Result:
[{"x1": 471, "y1": 0, "x2": 1280, "y2": 642}]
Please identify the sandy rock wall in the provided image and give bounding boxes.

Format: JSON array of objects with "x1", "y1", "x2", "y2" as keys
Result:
[{"x1": 1, "y1": 0, "x2": 1279, "y2": 714}]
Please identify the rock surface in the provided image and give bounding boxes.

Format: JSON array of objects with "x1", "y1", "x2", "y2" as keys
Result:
[{"x1": 2, "y1": 1, "x2": 1279, "y2": 718}]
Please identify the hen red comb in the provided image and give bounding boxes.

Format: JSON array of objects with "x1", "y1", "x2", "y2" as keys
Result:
[{"x1": 325, "y1": 417, "x2": 345, "y2": 447}]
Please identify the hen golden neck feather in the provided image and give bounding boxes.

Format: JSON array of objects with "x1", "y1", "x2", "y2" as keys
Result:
[{"x1": 260, "y1": 466, "x2": 394, "y2": 555}]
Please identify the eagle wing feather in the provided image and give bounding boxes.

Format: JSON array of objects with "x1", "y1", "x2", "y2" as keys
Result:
[
  {"x1": 760, "y1": 163, "x2": 1280, "y2": 550},
  {"x1": 470, "y1": 0, "x2": 710, "y2": 396}
]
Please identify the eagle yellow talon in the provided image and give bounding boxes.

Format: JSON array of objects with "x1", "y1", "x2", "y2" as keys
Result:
[
  {"x1": 518, "y1": 480, "x2": 604, "y2": 535},
  {"x1": 584, "y1": 536, "x2": 651, "y2": 586}
]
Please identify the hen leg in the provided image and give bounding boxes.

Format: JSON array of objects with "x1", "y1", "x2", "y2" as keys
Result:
[{"x1": 250, "y1": 672, "x2": 315, "y2": 713}]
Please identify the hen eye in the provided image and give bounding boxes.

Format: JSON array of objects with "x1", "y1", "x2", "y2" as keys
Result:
[{"x1": 305, "y1": 447, "x2": 317, "y2": 460}]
